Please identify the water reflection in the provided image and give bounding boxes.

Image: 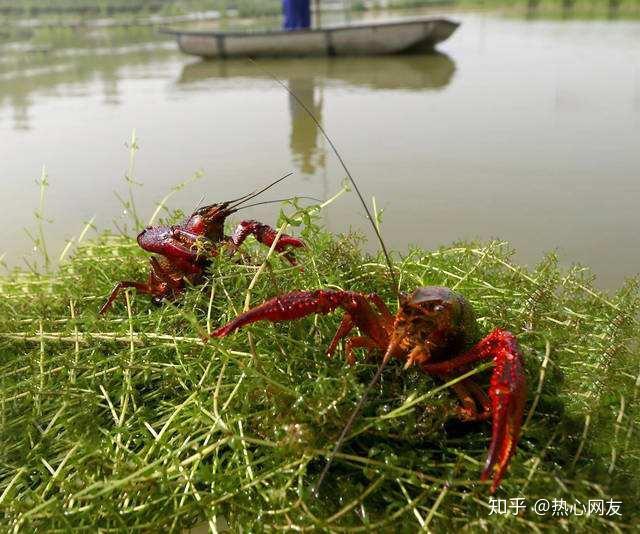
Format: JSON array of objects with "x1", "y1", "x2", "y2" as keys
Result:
[
  {"x1": 177, "y1": 53, "x2": 456, "y2": 176},
  {"x1": 288, "y1": 78, "x2": 324, "y2": 175},
  {"x1": 0, "y1": 44, "x2": 173, "y2": 129},
  {"x1": 178, "y1": 53, "x2": 456, "y2": 91}
]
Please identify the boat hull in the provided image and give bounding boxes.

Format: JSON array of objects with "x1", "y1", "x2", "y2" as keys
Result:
[{"x1": 165, "y1": 18, "x2": 459, "y2": 59}]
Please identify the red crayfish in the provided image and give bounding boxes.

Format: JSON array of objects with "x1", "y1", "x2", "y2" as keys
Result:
[
  {"x1": 202, "y1": 77, "x2": 528, "y2": 493},
  {"x1": 211, "y1": 286, "x2": 526, "y2": 493},
  {"x1": 99, "y1": 174, "x2": 305, "y2": 314}
]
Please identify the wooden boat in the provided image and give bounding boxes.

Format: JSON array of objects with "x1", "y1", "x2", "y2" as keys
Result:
[{"x1": 162, "y1": 17, "x2": 459, "y2": 59}]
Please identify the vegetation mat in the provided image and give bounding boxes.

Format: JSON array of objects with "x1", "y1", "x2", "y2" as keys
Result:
[{"x1": 1, "y1": 204, "x2": 639, "y2": 531}]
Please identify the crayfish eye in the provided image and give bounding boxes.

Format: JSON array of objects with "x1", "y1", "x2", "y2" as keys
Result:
[{"x1": 419, "y1": 302, "x2": 445, "y2": 314}]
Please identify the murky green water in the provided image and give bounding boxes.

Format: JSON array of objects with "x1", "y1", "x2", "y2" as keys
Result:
[{"x1": 1, "y1": 9, "x2": 639, "y2": 288}]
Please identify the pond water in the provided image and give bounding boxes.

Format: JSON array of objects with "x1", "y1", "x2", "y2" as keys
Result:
[{"x1": 1, "y1": 9, "x2": 639, "y2": 289}]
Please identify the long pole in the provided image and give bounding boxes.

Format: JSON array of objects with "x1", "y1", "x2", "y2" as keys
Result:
[{"x1": 315, "y1": 0, "x2": 321, "y2": 28}]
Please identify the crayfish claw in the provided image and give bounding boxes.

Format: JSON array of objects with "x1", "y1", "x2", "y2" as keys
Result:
[{"x1": 479, "y1": 329, "x2": 527, "y2": 493}]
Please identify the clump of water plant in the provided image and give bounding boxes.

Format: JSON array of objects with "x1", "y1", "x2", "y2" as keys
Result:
[{"x1": 1, "y1": 190, "x2": 639, "y2": 530}]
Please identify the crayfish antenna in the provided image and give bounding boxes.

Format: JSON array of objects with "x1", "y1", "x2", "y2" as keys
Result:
[
  {"x1": 312, "y1": 335, "x2": 401, "y2": 496},
  {"x1": 238, "y1": 196, "x2": 323, "y2": 210},
  {"x1": 252, "y1": 59, "x2": 399, "y2": 497},
  {"x1": 248, "y1": 58, "x2": 397, "y2": 293},
  {"x1": 227, "y1": 171, "x2": 294, "y2": 211}
]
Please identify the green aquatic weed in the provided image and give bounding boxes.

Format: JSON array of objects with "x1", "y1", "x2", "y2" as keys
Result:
[{"x1": 0, "y1": 207, "x2": 639, "y2": 531}]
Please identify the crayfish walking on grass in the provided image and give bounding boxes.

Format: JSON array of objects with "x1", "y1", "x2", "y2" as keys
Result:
[
  {"x1": 211, "y1": 285, "x2": 526, "y2": 493},
  {"x1": 99, "y1": 173, "x2": 305, "y2": 314}
]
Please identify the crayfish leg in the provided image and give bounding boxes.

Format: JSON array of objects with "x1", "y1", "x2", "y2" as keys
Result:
[
  {"x1": 344, "y1": 336, "x2": 379, "y2": 366},
  {"x1": 326, "y1": 313, "x2": 355, "y2": 357},
  {"x1": 99, "y1": 281, "x2": 154, "y2": 315},
  {"x1": 367, "y1": 293, "x2": 394, "y2": 322},
  {"x1": 99, "y1": 257, "x2": 183, "y2": 315},
  {"x1": 451, "y1": 380, "x2": 491, "y2": 422}
]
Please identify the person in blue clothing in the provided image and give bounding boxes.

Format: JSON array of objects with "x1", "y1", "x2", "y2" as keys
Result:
[{"x1": 283, "y1": 0, "x2": 311, "y2": 30}]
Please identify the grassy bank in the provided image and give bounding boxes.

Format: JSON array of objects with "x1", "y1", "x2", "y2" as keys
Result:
[
  {"x1": 3, "y1": 1, "x2": 639, "y2": 27},
  {"x1": 3, "y1": 0, "x2": 639, "y2": 49},
  {"x1": 1, "y1": 198, "x2": 639, "y2": 530},
  {"x1": 0, "y1": 0, "x2": 282, "y2": 22},
  {"x1": 380, "y1": 0, "x2": 640, "y2": 20}
]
